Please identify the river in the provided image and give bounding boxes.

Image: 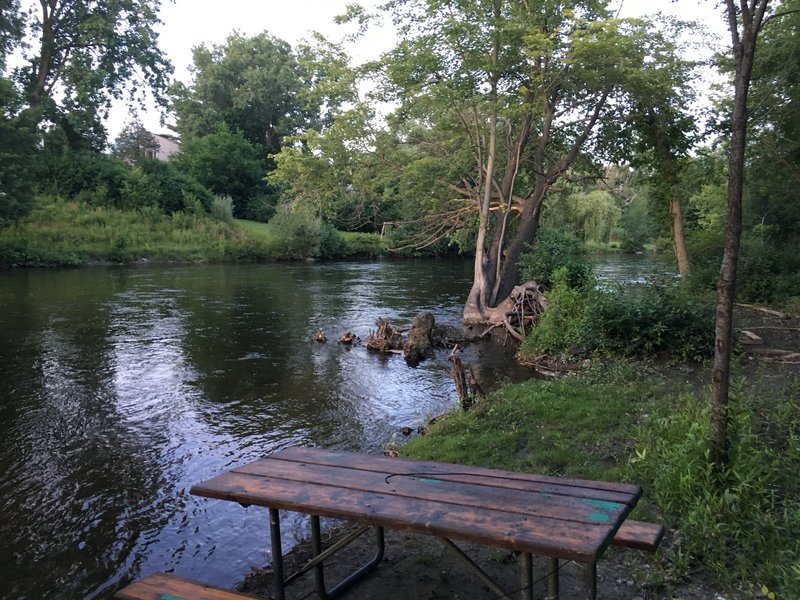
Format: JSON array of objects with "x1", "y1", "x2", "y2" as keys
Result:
[{"x1": 0, "y1": 255, "x2": 672, "y2": 599}]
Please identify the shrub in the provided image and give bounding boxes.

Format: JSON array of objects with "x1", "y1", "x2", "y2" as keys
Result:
[
  {"x1": 584, "y1": 282, "x2": 715, "y2": 359},
  {"x1": 519, "y1": 228, "x2": 594, "y2": 289},
  {"x1": 522, "y1": 267, "x2": 590, "y2": 356},
  {"x1": 520, "y1": 278, "x2": 715, "y2": 361},
  {"x1": 269, "y1": 207, "x2": 324, "y2": 259},
  {"x1": 210, "y1": 195, "x2": 234, "y2": 223}
]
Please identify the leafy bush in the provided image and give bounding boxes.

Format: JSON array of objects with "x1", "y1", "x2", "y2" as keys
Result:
[
  {"x1": 522, "y1": 267, "x2": 590, "y2": 356},
  {"x1": 269, "y1": 207, "x2": 325, "y2": 259},
  {"x1": 585, "y1": 282, "x2": 715, "y2": 359},
  {"x1": 519, "y1": 228, "x2": 594, "y2": 289},
  {"x1": 210, "y1": 195, "x2": 234, "y2": 223},
  {"x1": 629, "y1": 387, "x2": 800, "y2": 595},
  {"x1": 687, "y1": 230, "x2": 800, "y2": 305},
  {"x1": 521, "y1": 278, "x2": 715, "y2": 360}
]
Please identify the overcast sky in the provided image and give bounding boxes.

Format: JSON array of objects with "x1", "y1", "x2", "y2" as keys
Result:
[{"x1": 108, "y1": 0, "x2": 729, "y2": 139}]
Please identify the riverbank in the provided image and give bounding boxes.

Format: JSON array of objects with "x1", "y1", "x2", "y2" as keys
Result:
[
  {"x1": 0, "y1": 197, "x2": 387, "y2": 267},
  {"x1": 238, "y1": 311, "x2": 800, "y2": 599}
]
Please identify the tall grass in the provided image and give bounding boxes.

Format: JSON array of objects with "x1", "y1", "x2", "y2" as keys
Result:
[
  {"x1": 0, "y1": 197, "x2": 272, "y2": 266},
  {"x1": 0, "y1": 198, "x2": 388, "y2": 267}
]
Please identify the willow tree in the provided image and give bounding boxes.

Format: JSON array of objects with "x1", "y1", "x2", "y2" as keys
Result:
[{"x1": 381, "y1": 0, "x2": 690, "y2": 323}]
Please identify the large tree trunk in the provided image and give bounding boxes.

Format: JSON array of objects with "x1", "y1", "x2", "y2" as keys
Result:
[{"x1": 712, "y1": 0, "x2": 769, "y2": 466}]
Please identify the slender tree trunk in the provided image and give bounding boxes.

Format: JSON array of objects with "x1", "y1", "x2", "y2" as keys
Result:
[
  {"x1": 671, "y1": 196, "x2": 690, "y2": 276},
  {"x1": 463, "y1": 0, "x2": 501, "y2": 324},
  {"x1": 712, "y1": 0, "x2": 769, "y2": 466}
]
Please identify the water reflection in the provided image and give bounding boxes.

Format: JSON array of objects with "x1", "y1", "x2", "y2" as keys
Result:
[
  {"x1": 0, "y1": 255, "x2": 673, "y2": 598},
  {"x1": 0, "y1": 260, "x2": 489, "y2": 599}
]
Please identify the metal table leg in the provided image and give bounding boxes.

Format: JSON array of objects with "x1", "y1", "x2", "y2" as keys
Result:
[
  {"x1": 520, "y1": 552, "x2": 533, "y2": 600},
  {"x1": 546, "y1": 557, "x2": 559, "y2": 600},
  {"x1": 585, "y1": 562, "x2": 597, "y2": 600},
  {"x1": 269, "y1": 507, "x2": 286, "y2": 600}
]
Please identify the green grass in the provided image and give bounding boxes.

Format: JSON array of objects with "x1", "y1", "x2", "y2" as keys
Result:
[{"x1": 403, "y1": 362, "x2": 663, "y2": 482}]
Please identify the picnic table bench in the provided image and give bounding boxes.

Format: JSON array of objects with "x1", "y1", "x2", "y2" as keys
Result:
[{"x1": 179, "y1": 446, "x2": 655, "y2": 600}]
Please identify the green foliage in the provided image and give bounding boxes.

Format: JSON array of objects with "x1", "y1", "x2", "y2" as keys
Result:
[
  {"x1": 268, "y1": 206, "x2": 328, "y2": 259},
  {"x1": 521, "y1": 277, "x2": 715, "y2": 360},
  {"x1": 629, "y1": 385, "x2": 800, "y2": 594},
  {"x1": 210, "y1": 195, "x2": 234, "y2": 223},
  {"x1": 687, "y1": 230, "x2": 800, "y2": 305},
  {"x1": 172, "y1": 123, "x2": 267, "y2": 218},
  {"x1": 171, "y1": 32, "x2": 314, "y2": 156},
  {"x1": 14, "y1": 0, "x2": 172, "y2": 129},
  {"x1": 585, "y1": 282, "x2": 715, "y2": 359},
  {"x1": 523, "y1": 267, "x2": 590, "y2": 356},
  {"x1": 112, "y1": 118, "x2": 160, "y2": 165},
  {"x1": 572, "y1": 190, "x2": 622, "y2": 243},
  {"x1": 0, "y1": 77, "x2": 36, "y2": 225},
  {"x1": 338, "y1": 231, "x2": 387, "y2": 257},
  {"x1": 0, "y1": 197, "x2": 272, "y2": 267},
  {"x1": 35, "y1": 129, "x2": 128, "y2": 205},
  {"x1": 518, "y1": 229, "x2": 594, "y2": 289},
  {"x1": 119, "y1": 159, "x2": 212, "y2": 214}
]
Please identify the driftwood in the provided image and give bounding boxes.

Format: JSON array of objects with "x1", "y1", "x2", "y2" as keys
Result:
[
  {"x1": 739, "y1": 330, "x2": 763, "y2": 346},
  {"x1": 366, "y1": 319, "x2": 404, "y2": 354},
  {"x1": 404, "y1": 312, "x2": 435, "y2": 365},
  {"x1": 736, "y1": 303, "x2": 787, "y2": 319},
  {"x1": 449, "y1": 346, "x2": 483, "y2": 411},
  {"x1": 495, "y1": 282, "x2": 548, "y2": 341}
]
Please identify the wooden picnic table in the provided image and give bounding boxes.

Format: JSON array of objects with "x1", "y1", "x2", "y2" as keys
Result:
[{"x1": 190, "y1": 446, "x2": 642, "y2": 600}]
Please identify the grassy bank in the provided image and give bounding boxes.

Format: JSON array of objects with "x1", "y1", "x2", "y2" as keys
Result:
[
  {"x1": 0, "y1": 197, "x2": 387, "y2": 267},
  {"x1": 402, "y1": 362, "x2": 800, "y2": 598}
]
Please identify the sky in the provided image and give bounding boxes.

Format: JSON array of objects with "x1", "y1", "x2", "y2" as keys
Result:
[{"x1": 107, "y1": 0, "x2": 730, "y2": 140}]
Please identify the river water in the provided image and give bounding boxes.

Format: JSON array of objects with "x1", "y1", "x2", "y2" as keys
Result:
[{"x1": 0, "y1": 255, "x2": 672, "y2": 599}]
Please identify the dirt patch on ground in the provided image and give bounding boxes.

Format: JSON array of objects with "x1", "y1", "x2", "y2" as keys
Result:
[{"x1": 237, "y1": 524, "x2": 726, "y2": 600}]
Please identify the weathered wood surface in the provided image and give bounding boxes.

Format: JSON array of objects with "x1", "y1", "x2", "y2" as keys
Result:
[
  {"x1": 114, "y1": 573, "x2": 258, "y2": 600},
  {"x1": 612, "y1": 520, "x2": 665, "y2": 552},
  {"x1": 191, "y1": 446, "x2": 641, "y2": 564}
]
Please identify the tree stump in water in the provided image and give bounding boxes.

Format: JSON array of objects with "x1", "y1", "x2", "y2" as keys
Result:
[
  {"x1": 404, "y1": 312, "x2": 435, "y2": 365},
  {"x1": 366, "y1": 319, "x2": 404, "y2": 353}
]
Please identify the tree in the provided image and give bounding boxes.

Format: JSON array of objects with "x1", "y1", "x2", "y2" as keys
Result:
[
  {"x1": 711, "y1": 0, "x2": 772, "y2": 466},
  {"x1": 0, "y1": 77, "x2": 36, "y2": 224},
  {"x1": 113, "y1": 118, "x2": 160, "y2": 165},
  {"x1": 0, "y1": 0, "x2": 23, "y2": 71},
  {"x1": 618, "y1": 17, "x2": 700, "y2": 276},
  {"x1": 171, "y1": 32, "x2": 313, "y2": 157},
  {"x1": 379, "y1": 0, "x2": 692, "y2": 323},
  {"x1": 172, "y1": 123, "x2": 266, "y2": 218},
  {"x1": 15, "y1": 0, "x2": 172, "y2": 126}
]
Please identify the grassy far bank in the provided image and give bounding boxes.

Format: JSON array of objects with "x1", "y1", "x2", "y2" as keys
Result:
[
  {"x1": 401, "y1": 362, "x2": 800, "y2": 598},
  {"x1": 0, "y1": 197, "x2": 387, "y2": 267}
]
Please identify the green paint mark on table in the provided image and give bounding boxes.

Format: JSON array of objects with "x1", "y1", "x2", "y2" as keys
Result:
[
  {"x1": 583, "y1": 498, "x2": 621, "y2": 512},
  {"x1": 588, "y1": 512, "x2": 611, "y2": 523}
]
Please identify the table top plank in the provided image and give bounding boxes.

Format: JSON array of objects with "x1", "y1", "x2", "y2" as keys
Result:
[
  {"x1": 191, "y1": 470, "x2": 617, "y2": 562},
  {"x1": 232, "y1": 458, "x2": 631, "y2": 526},
  {"x1": 273, "y1": 446, "x2": 641, "y2": 497}
]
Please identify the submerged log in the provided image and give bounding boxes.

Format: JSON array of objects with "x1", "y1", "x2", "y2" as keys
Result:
[{"x1": 404, "y1": 312, "x2": 435, "y2": 365}]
